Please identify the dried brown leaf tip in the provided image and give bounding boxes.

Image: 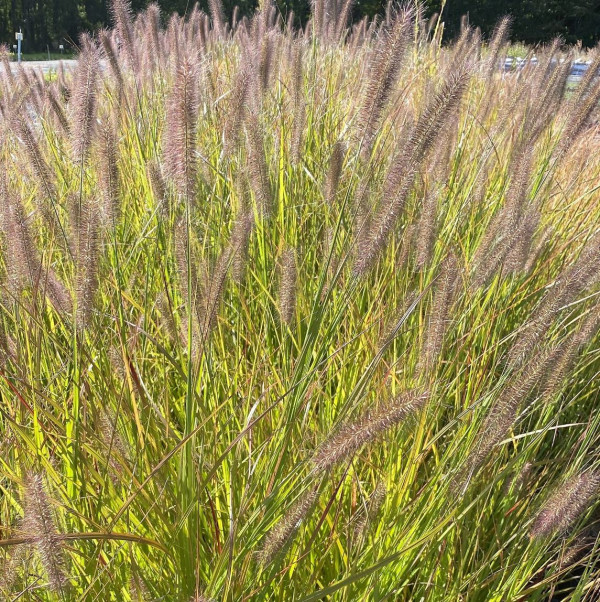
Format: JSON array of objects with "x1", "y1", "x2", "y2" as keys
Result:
[
  {"x1": 530, "y1": 471, "x2": 600, "y2": 540},
  {"x1": 22, "y1": 472, "x2": 68, "y2": 592},
  {"x1": 312, "y1": 389, "x2": 428, "y2": 472}
]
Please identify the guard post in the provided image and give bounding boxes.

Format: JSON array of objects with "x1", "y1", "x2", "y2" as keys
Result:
[{"x1": 15, "y1": 29, "x2": 23, "y2": 63}]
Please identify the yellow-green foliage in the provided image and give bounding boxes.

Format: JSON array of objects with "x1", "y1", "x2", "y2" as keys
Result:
[{"x1": 0, "y1": 2, "x2": 600, "y2": 600}]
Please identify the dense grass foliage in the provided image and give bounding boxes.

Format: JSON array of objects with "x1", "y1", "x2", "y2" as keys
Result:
[{"x1": 1, "y1": 2, "x2": 600, "y2": 600}]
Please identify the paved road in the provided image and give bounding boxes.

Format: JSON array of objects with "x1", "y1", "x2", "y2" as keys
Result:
[
  {"x1": 3, "y1": 59, "x2": 77, "y2": 74},
  {"x1": 504, "y1": 57, "x2": 592, "y2": 81},
  {"x1": 0, "y1": 57, "x2": 594, "y2": 80}
]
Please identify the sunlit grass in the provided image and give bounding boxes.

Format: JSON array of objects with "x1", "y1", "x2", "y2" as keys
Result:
[{"x1": 0, "y1": 2, "x2": 600, "y2": 601}]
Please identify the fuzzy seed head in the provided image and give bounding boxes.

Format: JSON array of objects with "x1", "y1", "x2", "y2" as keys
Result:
[
  {"x1": 23, "y1": 472, "x2": 67, "y2": 592},
  {"x1": 163, "y1": 56, "x2": 200, "y2": 204},
  {"x1": 69, "y1": 43, "x2": 99, "y2": 164},
  {"x1": 313, "y1": 390, "x2": 428, "y2": 472},
  {"x1": 279, "y1": 246, "x2": 298, "y2": 326},
  {"x1": 258, "y1": 487, "x2": 320, "y2": 565},
  {"x1": 530, "y1": 471, "x2": 600, "y2": 539}
]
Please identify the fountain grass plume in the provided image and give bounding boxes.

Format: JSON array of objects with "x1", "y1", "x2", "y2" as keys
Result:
[
  {"x1": 245, "y1": 111, "x2": 272, "y2": 217},
  {"x1": 504, "y1": 206, "x2": 540, "y2": 276},
  {"x1": 530, "y1": 471, "x2": 600, "y2": 539},
  {"x1": 75, "y1": 196, "x2": 101, "y2": 330},
  {"x1": 354, "y1": 69, "x2": 470, "y2": 275},
  {"x1": 290, "y1": 41, "x2": 306, "y2": 165},
  {"x1": 111, "y1": 0, "x2": 137, "y2": 69},
  {"x1": 69, "y1": 41, "x2": 99, "y2": 165},
  {"x1": 418, "y1": 252, "x2": 460, "y2": 375},
  {"x1": 542, "y1": 300, "x2": 600, "y2": 398},
  {"x1": 352, "y1": 480, "x2": 386, "y2": 540},
  {"x1": 231, "y1": 208, "x2": 254, "y2": 284},
  {"x1": 23, "y1": 472, "x2": 67, "y2": 592},
  {"x1": 258, "y1": 486, "x2": 320, "y2": 565},
  {"x1": 470, "y1": 147, "x2": 535, "y2": 289},
  {"x1": 484, "y1": 17, "x2": 511, "y2": 79},
  {"x1": 224, "y1": 65, "x2": 250, "y2": 156},
  {"x1": 200, "y1": 244, "x2": 233, "y2": 340},
  {"x1": 356, "y1": 8, "x2": 411, "y2": 160},
  {"x1": 0, "y1": 173, "x2": 39, "y2": 298},
  {"x1": 1, "y1": 5, "x2": 600, "y2": 601},
  {"x1": 99, "y1": 29, "x2": 124, "y2": 93},
  {"x1": 279, "y1": 246, "x2": 298, "y2": 326},
  {"x1": 414, "y1": 186, "x2": 441, "y2": 271},
  {"x1": 324, "y1": 141, "x2": 346, "y2": 205},
  {"x1": 312, "y1": 390, "x2": 428, "y2": 472},
  {"x1": 163, "y1": 55, "x2": 200, "y2": 205},
  {"x1": 460, "y1": 344, "x2": 561, "y2": 484},
  {"x1": 146, "y1": 158, "x2": 168, "y2": 216},
  {"x1": 45, "y1": 86, "x2": 69, "y2": 136},
  {"x1": 10, "y1": 114, "x2": 56, "y2": 203},
  {"x1": 98, "y1": 116, "x2": 120, "y2": 227},
  {"x1": 507, "y1": 230, "x2": 600, "y2": 370},
  {"x1": 208, "y1": 0, "x2": 226, "y2": 36},
  {"x1": 174, "y1": 218, "x2": 202, "y2": 345}
]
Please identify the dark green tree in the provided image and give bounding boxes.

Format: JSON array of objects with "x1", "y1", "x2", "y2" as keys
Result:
[{"x1": 0, "y1": 0, "x2": 599, "y2": 53}]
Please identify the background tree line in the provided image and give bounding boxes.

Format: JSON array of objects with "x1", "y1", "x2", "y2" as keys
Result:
[{"x1": 1, "y1": 0, "x2": 599, "y2": 53}]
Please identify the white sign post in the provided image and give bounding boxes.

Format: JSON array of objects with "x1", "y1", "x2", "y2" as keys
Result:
[{"x1": 15, "y1": 29, "x2": 23, "y2": 63}]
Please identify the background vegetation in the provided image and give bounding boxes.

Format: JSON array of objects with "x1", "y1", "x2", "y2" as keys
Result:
[{"x1": 2, "y1": 0, "x2": 600, "y2": 52}]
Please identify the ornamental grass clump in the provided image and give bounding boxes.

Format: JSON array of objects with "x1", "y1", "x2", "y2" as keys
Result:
[{"x1": 2, "y1": 1, "x2": 600, "y2": 599}]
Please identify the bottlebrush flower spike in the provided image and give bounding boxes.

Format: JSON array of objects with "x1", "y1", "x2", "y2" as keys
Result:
[
  {"x1": 530, "y1": 471, "x2": 600, "y2": 539},
  {"x1": 69, "y1": 39, "x2": 99, "y2": 165},
  {"x1": 163, "y1": 55, "x2": 200, "y2": 205},
  {"x1": 312, "y1": 390, "x2": 428, "y2": 472},
  {"x1": 258, "y1": 487, "x2": 320, "y2": 565},
  {"x1": 23, "y1": 472, "x2": 68, "y2": 592}
]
